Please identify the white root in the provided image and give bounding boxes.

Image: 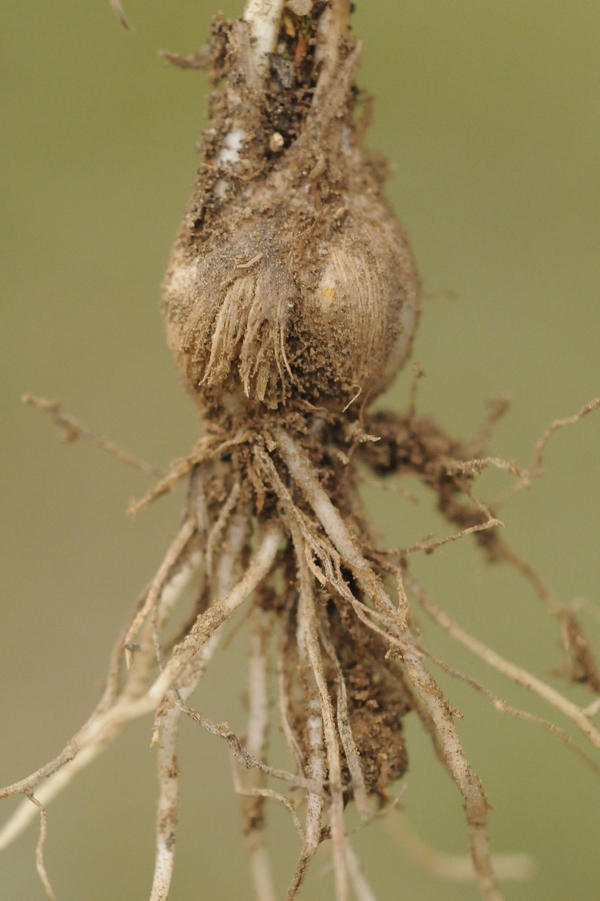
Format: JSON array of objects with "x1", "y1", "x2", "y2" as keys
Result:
[
  {"x1": 408, "y1": 577, "x2": 600, "y2": 754},
  {"x1": 427, "y1": 648, "x2": 600, "y2": 776},
  {"x1": 314, "y1": 0, "x2": 349, "y2": 85},
  {"x1": 243, "y1": 0, "x2": 286, "y2": 68},
  {"x1": 213, "y1": 507, "x2": 250, "y2": 598},
  {"x1": 149, "y1": 510, "x2": 249, "y2": 901},
  {"x1": 317, "y1": 622, "x2": 370, "y2": 821},
  {"x1": 0, "y1": 548, "x2": 202, "y2": 852},
  {"x1": 277, "y1": 614, "x2": 306, "y2": 773},
  {"x1": 125, "y1": 517, "x2": 197, "y2": 665},
  {"x1": 245, "y1": 842, "x2": 277, "y2": 901},
  {"x1": 0, "y1": 519, "x2": 279, "y2": 856},
  {"x1": 27, "y1": 794, "x2": 56, "y2": 901},
  {"x1": 149, "y1": 728, "x2": 177, "y2": 901},
  {"x1": 149, "y1": 522, "x2": 283, "y2": 705},
  {"x1": 386, "y1": 811, "x2": 535, "y2": 883},
  {"x1": 286, "y1": 707, "x2": 325, "y2": 899},
  {"x1": 245, "y1": 619, "x2": 271, "y2": 764},
  {"x1": 242, "y1": 606, "x2": 277, "y2": 901},
  {"x1": 274, "y1": 427, "x2": 504, "y2": 901},
  {"x1": 293, "y1": 523, "x2": 350, "y2": 901},
  {"x1": 345, "y1": 841, "x2": 379, "y2": 901},
  {"x1": 149, "y1": 663, "x2": 201, "y2": 901},
  {"x1": 286, "y1": 562, "x2": 326, "y2": 901},
  {"x1": 585, "y1": 697, "x2": 600, "y2": 718},
  {"x1": 205, "y1": 481, "x2": 241, "y2": 580}
]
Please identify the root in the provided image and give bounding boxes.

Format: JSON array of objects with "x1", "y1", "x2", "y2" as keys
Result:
[
  {"x1": 445, "y1": 455, "x2": 527, "y2": 483},
  {"x1": 179, "y1": 705, "x2": 323, "y2": 796},
  {"x1": 318, "y1": 622, "x2": 370, "y2": 821},
  {"x1": 274, "y1": 427, "x2": 504, "y2": 901},
  {"x1": 232, "y1": 773, "x2": 305, "y2": 842},
  {"x1": 361, "y1": 397, "x2": 600, "y2": 710},
  {"x1": 286, "y1": 567, "x2": 326, "y2": 901},
  {"x1": 205, "y1": 480, "x2": 241, "y2": 580},
  {"x1": 531, "y1": 396, "x2": 600, "y2": 476},
  {"x1": 313, "y1": 0, "x2": 350, "y2": 97},
  {"x1": 243, "y1": 0, "x2": 286, "y2": 68},
  {"x1": 466, "y1": 395, "x2": 512, "y2": 458},
  {"x1": 427, "y1": 649, "x2": 600, "y2": 776},
  {"x1": 241, "y1": 606, "x2": 277, "y2": 901},
  {"x1": 129, "y1": 432, "x2": 253, "y2": 514},
  {"x1": 0, "y1": 548, "x2": 202, "y2": 850},
  {"x1": 0, "y1": 510, "x2": 278, "y2": 849},
  {"x1": 409, "y1": 576, "x2": 600, "y2": 754},
  {"x1": 125, "y1": 517, "x2": 197, "y2": 666},
  {"x1": 386, "y1": 811, "x2": 534, "y2": 883},
  {"x1": 345, "y1": 841, "x2": 379, "y2": 901},
  {"x1": 27, "y1": 794, "x2": 56, "y2": 901},
  {"x1": 151, "y1": 521, "x2": 282, "y2": 701},
  {"x1": 23, "y1": 394, "x2": 161, "y2": 476},
  {"x1": 149, "y1": 507, "x2": 246, "y2": 901},
  {"x1": 277, "y1": 610, "x2": 306, "y2": 774},
  {"x1": 292, "y1": 522, "x2": 350, "y2": 901},
  {"x1": 150, "y1": 662, "x2": 202, "y2": 901},
  {"x1": 397, "y1": 515, "x2": 502, "y2": 558},
  {"x1": 109, "y1": 0, "x2": 131, "y2": 31}
]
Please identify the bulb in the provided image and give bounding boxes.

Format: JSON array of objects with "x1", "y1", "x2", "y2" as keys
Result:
[{"x1": 162, "y1": 13, "x2": 420, "y2": 412}]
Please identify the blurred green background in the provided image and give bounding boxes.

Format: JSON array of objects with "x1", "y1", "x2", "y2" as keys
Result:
[{"x1": 1, "y1": 1, "x2": 599, "y2": 899}]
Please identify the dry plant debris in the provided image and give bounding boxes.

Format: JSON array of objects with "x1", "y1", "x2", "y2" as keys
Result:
[{"x1": 2, "y1": 2, "x2": 599, "y2": 900}]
